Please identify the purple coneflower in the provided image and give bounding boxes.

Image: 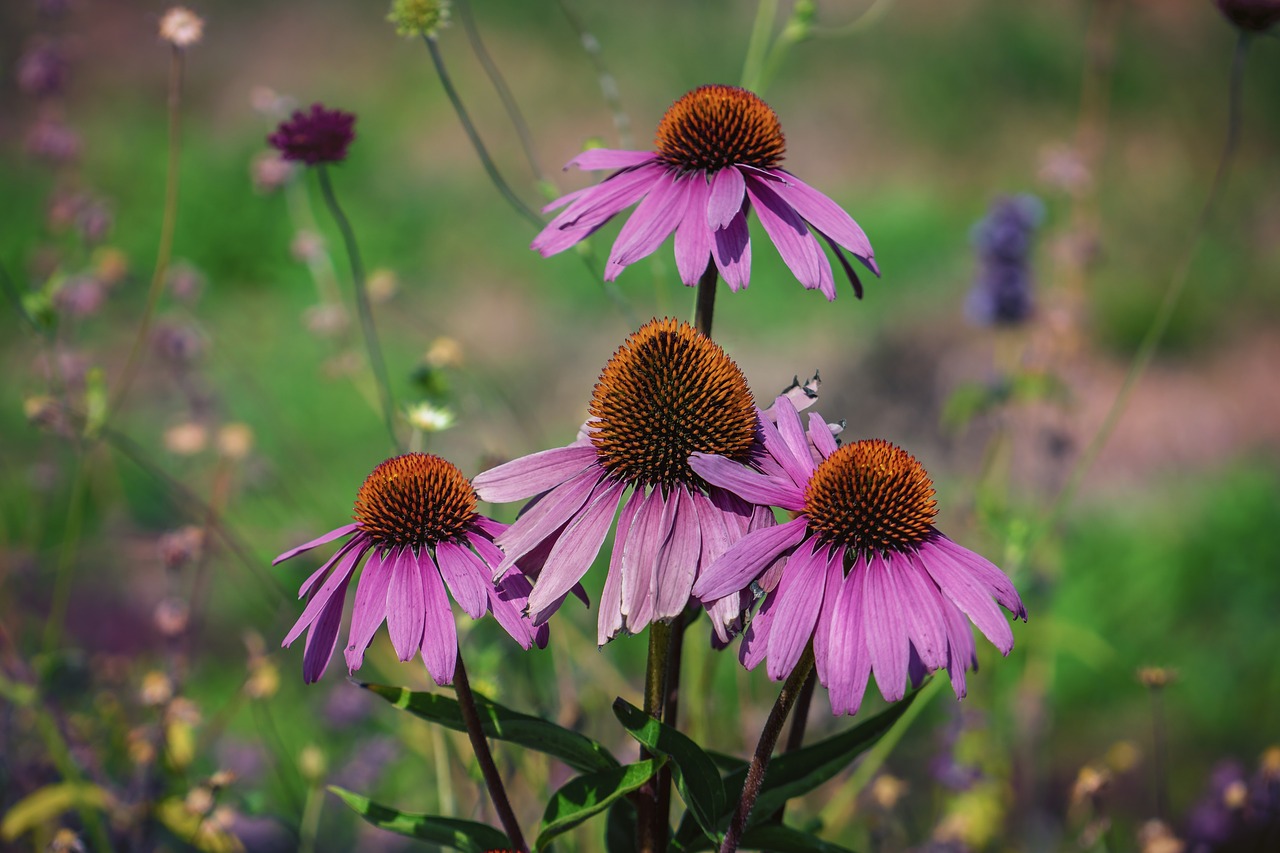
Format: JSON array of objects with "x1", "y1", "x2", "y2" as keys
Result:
[
  {"x1": 532, "y1": 85, "x2": 878, "y2": 300},
  {"x1": 474, "y1": 318, "x2": 778, "y2": 644},
  {"x1": 690, "y1": 397, "x2": 1026, "y2": 715},
  {"x1": 275, "y1": 453, "x2": 546, "y2": 685},
  {"x1": 268, "y1": 103, "x2": 356, "y2": 165}
]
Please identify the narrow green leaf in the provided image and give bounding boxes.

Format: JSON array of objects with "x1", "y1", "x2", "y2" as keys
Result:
[
  {"x1": 535, "y1": 759, "x2": 664, "y2": 853},
  {"x1": 705, "y1": 750, "x2": 748, "y2": 774},
  {"x1": 361, "y1": 682, "x2": 619, "y2": 774},
  {"x1": 723, "y1": 691, "x2": 918, "y2": 827},
  {"x1": 739, "y1": 824, "x2": 859, "y2": 853},
  {"x1": 328, "y1": 786, "x2": 510, "y2": 853},
  {"x1": 604, "y1": 799, "x2": 638, "y2": 853},
  {"x1": 612, "y1": 698, "x2": 726, "y2": 842}
]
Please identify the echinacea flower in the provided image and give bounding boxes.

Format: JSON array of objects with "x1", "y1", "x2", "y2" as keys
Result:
[
  {"x1": 268, "y1": 103, "x2": 356, "y2": 165},
  {"x1": 532, "y1": 85, "x2": 877, "y2": 300},
  {"x1": 474, "y1": 318, "x2": 778, "y2": 644},
  {"x1": 275, "y1": 453, "x2": 546, "y2": 685},
  {"x1": 690, "y1": 398, "x2": 1026, "y2": 715}
]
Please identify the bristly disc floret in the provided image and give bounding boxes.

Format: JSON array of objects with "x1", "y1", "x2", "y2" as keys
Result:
[
  {"x1": 589, "y1": 318, "x2": 756, "y2": 489},
  {"x1": 804, "y1": 439, "x2": 938, "y2": 555},
  {"x1": 353, "y1": 453, "x2": 477, "y2": 550},
  {"x1": 654, "y1": 85, "x2": 786, "y2": 173}
]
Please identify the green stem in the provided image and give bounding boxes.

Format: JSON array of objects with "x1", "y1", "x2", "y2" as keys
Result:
[
  {"x1": 41, "y1": 454, "x2": 89, "y2": 652},
  {"x1": 1031, "y1": 30, "x2": 1249, "y2": 549},
  {"x1": 693, "y1": 261, "x2": 718, "y2": 337},
  {"x1": 555, "y1": 0, "x2": 633, "y2": 148},
  {"x1": 637, "y1": 620, "x2": 673, "y2": 853},
  {"x1": 421, "y1": 34, "x2": 544, "y2": 229},
  {"x1": 740, "y1": 0, "x2": 779, "y2": 92},
  {"x1": 453, "y1": 654, "x2": 528, "y2": 853},
  {"x1": 721, "y1": 647, "x2": 815, "y2": 853},
  {"x1": 109, "y1": 46, "x2": 185, "y2": 416},
  {"x1": 315, "y1": 164, "x2": 400, "y2": 453}
]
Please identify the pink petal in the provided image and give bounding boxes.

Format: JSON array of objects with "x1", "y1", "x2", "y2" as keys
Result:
[
  {"x1": 526, "y1": 477, "x2": 625, "y2": 619},
  {"x1": 808, "y1": 412, "x2": 838, "y2": 459},
  {"x1": 345, "y1": 547, "x2": 394, "y2": 672},
  {"x1": 863, "y1": 555, "x2": 910, "y2": 702},
  {"x1": 600, "y1": 488, "x2": 644, "y2": 644},
  {"x1": 654, "y1": 486, "x2": 702, "y2": 620},
  {"x1": 774, "y1": 171, "x2": 877, "y2": 271},
  {"x1": 487, "y1": 574, "x2": 536, "y2": 650},
  {"x1": 765, "y1": 537, "x2": 828, "y2": 681},
  {"x1": 605, "y1": 172, "x2": 688, "y2": 276},
  {"x1": 274, "y1": 523, "x2": 360, "y2": 565},
  {"x1": 707, "y1": 167, "x2": 746, "y2": 230},
  {"x1": 894, "y1": 553, "x2": 949, "y2": 671},
  {"x1": 674, "y1": 175, "x2": 714, "y2": 285},
  {"x1": 433, "y1": 541, "x2": 490, "y2": 620},
  {"x1": 827, "y1": 557, "x2": 872, "y2": 715},
  {"x1": 745, "y1": 176, "x2": 831, "y2": 298},
  {"x1": 930, "y1": 534, "x2": 1026, "y2": 619},
  {"x1": 811, "y1": 545, "x2": 847, "y2": 686},
  {"x1": 712, "y1": 211, "x2": 752, "y2": 291},
  {"x1": 692, "y1": 518, "x2": 809, "y2": 601},
  {"x1": 565, "y1": 149, "x2": 656, "y2": 171},
  {"x1": 739, "y1": 592, "x2": 778, "y2": 671},
  {"x1": 773, "y1": 394, "x2": 815, "y2": 478},
  {"x1": 755, "y1": 403, "x2": 812, "y2": 491},
  {"x1": 473, "y1": 444, "x2": 599, "y2": 503},
  {"x1": 921, "y1": 543, "x2": 1015, "y2": 655},
  {"x1": 386, "y1": 547, "x2": 426, "y2": 661},
  {"x1": 296, "y1": 535, "x2": 364, "y2": 599},
  {"x1": 621, "y1": 488, "x2": 671, "y2": 632},
  {"x1": 689, "y1": 452, "x2": 804, "y2": 510},
  {"x1": 302, "y1": 575, "x2": 350, "y2": 684},
  {"x1": 496, "y1": 468, "x2": 603, "y2": 572},
  {"x1": 419, "y1": 557, "x2": 458, "y2": 686},
  {"x1": 283, "y1": 543, "x2": 365, "y2": 647}
]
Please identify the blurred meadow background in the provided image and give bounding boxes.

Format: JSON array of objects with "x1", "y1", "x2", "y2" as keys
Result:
[{"x1": 2, "y1": 0, "x2": 1279, "y2": 850}]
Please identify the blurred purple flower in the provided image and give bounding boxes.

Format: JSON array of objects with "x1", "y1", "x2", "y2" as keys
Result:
[
  {"x1": 690, "y1": 401, "x2": 1025, "y2": 715},
  {"x1": 275, "y1": 453, "x2": 547, "y2": 685},
  {"x1": 151, "y1": 320, "x2": 206, "y2": 368},
  {"x1": 51, "y1": 275, "x2": 104, "y2": 317},
  {"x1": 1215, "y1": 0, "x2": 1280, "y2": 31},
  {"x1": 533, "y1": 85, "x2": 877, "y2": 300},
  {"x1": 17, "y1": 42, "x2": 68, "y2": 98},
  {"x1": 267, "y1": 103, "x2": 356, "y2": 165},
  {"x1": 966, "y1": 194, "x2": 1043, "y2": 327},
  {"x1": 474, "y1": 318, "x2": 776, "y2": 644},
  {"x1": 25, "y1": 114, "x2": 80, "y2": 164}
]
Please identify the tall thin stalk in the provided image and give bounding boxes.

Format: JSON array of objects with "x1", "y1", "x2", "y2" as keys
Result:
[{"x1": 453, "y1": 654, "x2": 528, "y2": 853}]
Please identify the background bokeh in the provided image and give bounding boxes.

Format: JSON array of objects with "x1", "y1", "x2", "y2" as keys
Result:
[{"x1": 2, "y1": 0, "x2": 1279, "y2": 850}]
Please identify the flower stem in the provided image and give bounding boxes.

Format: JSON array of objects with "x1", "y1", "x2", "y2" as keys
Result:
[
  {"x1": 421, "y1": 34, "x2": 544, "y2": 229},
  {"x1": 314, "y1": 164, "x2": 400, "y2": 454},
  {"x1": 555, "y1": 0, "x2": 633, "y2": 148},
  {"x1": 694, "y1": 260, "x2": 718, "y2": 337},
  {"x1": 1147, "y1": 681, "x2": 1170, "y2": 822},
  {"x1": 740, "y1": 0, "x2": 778, "y2": 93},
  {"x1": 721, "y1": 646, "x2": 815, "y2": 853},
  {"x1": 108, "y1": 45, "x2": 185, "y2": 417},
  {"x1": 638, "y1": 619, "x2": 673, "y2": 853},
  {"x1": 1034, "y1": 30, "x2": 1250, "y2": 543},
  {"x1": 453, "y1": 653, "x2": 528, "y2": 853},
  {"x1": 769, "y1": 667, "x2": 817, "y2": 823}
]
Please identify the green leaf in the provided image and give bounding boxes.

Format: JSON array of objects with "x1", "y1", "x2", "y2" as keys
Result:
[
  {"x1": 535, "y1": 759, "x2": 664, "y2": 853},
  {"x1": 705, "y1": 750, "x2": 748, "y2": 775},
  {"x1": 739, "y1": 824, "x2": 858, "y2": 853},
  {"x1": 612, "y1": 698, "x2": 726, "y2": 842},
  {"x1": 604, "y1": 799, "x2": 638, "y2": 853},
  {"x1": 1, "y1": 783, "x2": 112, "y2": 842},
  {"x1": 725, "y1": 691, "x2": 919, "y2": 826},
  {"x1": 328, "y1": 786, "x2": 510, "y2": 853},
  {"x1": 361, "y1": 682, "x2": 619, "y2": 774}
]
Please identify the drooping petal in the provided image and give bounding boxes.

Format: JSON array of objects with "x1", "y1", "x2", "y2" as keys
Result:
[
  {"x1": 707, "y1": 166, "x2": 746, "y2": 230},
  {"x1": 940, "y1": 595, "x2": 977, "y2": 698},
  {"x1": 297, "y1": 534, "x2": 365, "y2": 598},
  {"x1": 712, "y1": 210, "x2": 752, "y2": 291},
  {"x1": 606, "y1": 170, "x2": 689, "y2": 276},
  {"x1": 772, "y1": 393, "x2": 815, "y2": 478},
  {"x1": 688, "y1": 452, "x2": 804, "y2": 510},
  {"x1": 820, "y1": 232, "x2": 865, "y2": 299},
  {"x1": 746, "y1": 176, "x2": 834, "y2": 299},
  {"x1": 345, "y1": 546, "x2": 394, "y2": 672},
  {"x1": 283, "y1": 542, "x2": 365, "y2": 647},
  {"x1": 773, "y1": 171, "x2": 877, "y2": 273},
  {"x1": 495, "y1": 468, "x2": 604, "y2": 572},
  {"x1": 893, "y1": 552, "x2": 949, "y2": 671},
  {"x1": 929, "y1": 533, "x2": 1026, "y2": 620},
  {"x1": 692, "y1": 517, "x2": 809, "y2": 601},
  {"x1": 863, "y1": 554, "x2": 910, "y2": 702},
  {"x1": 526, "y1": 477, "x2": 625, "y2": 619},
  {"x1": 674, "y1": 175, "x2": 714, "y2": 285},
  {"x1": 600, "y1": 488, "x2": 644, "y2": 644},
  {"x1": 621, "y1": 487, "x2": 671, "y2": 632},
  {"x1": 827, "y1": 557, "x2": 872, "y2": 715},
  {"x1": 419, "y1": 554, "x2": 458, "y2": 686},
  {"x1": 473, "y1": 444, "x2": 599, "y2": 502},
  {"x1": 302, "y1": 575, "x2": 350, "y2": 684},
  {"x1": 921, "y1": 543, "x2": 1015, "y2": 655},
  {"x1": 488, "y1": 572, "x2": 537, "y2": 650},
  {"x1": 811, "y1": 545, "x2": 847, "y2": 687},
  {"x1": 386, "y1": 547, "x2": 426, "y2": 661},
  {"x1": 274, "y1": 523, "x2": 360, "y2": 565},
  {"x1": 755, "y1": 403, "x2": 812, "y2": 491},
  {"x1": 766, "y1": 537, "x2": 828, "y2": 681},
  {"x1": 565, "y1": 149, "x2": 656, "y2": 172},
  {"x1": 654, "y1": 486, "x2": 702, "y2": 620},
  {"x1": 807, "y1": 412, "x2": 838, "y2": 459},
  {"x1": 739, "y1": 591, "x2": 778, "y2": 671},
  {"x1": 433, "y1": 541, "x2": 489, "y2": 620},
  {"x1": 532, "y1": 164, "x2": 663, "y2": 256}
]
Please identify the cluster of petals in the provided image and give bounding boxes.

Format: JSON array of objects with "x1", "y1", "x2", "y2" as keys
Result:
[
  {"x1": 275, "y1": 514, "x2": 545, "y2": 685},
  {"x1": 689, "y1": 396, "x2": 1027, "y2": 715}
]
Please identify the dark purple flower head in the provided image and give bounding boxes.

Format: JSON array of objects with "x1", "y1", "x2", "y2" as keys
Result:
[
  {"x1": 1215, "y1": 0, "x2": 1280, "y2": 31},
  {"x1": 18, "y1": 42, "x2": 68, "y2": 98},
  {"x1": 966, "y1": 194, "x2": 1043, "y2": 327},
  {"x1": 267, "y1": 103, "x2": 356, "y2": 165}
]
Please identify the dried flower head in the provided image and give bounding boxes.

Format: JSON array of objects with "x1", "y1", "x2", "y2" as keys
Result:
[
  {"x1": 388, "y1": 0, "x2": 451, "y2": 38},
  {"x1": 159, "y1": 7, "x2": 205, "y2": 48},
  {"x1": 1215, "y1": 0, "x2": 1280, "y2": 31},
  {"x1": 268, "y1": 103, "x2": 356, "y2": 165}
]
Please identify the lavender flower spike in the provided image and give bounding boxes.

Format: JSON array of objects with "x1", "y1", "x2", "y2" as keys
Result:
[
  {"x1": 275, "y1": 453, "x2": 547, "y2": 685},
  {"x1": 690, "y1": 396, "x2": 1026, "y2": 715},
  {"x1": 533, "y1": 85, "x2": 878, "y2": 300}
]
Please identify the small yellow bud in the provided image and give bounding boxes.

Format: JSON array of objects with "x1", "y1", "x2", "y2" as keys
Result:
[{"x1": 388, "y1": 0, "x2": 451, "y2": 38}]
